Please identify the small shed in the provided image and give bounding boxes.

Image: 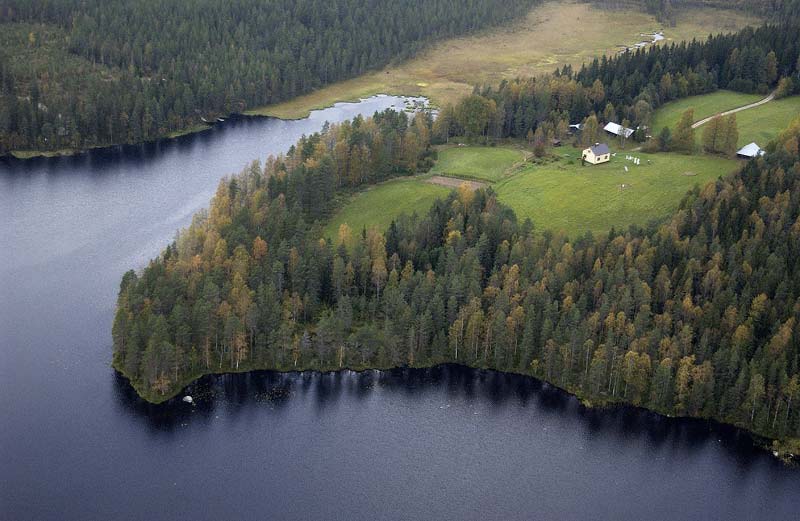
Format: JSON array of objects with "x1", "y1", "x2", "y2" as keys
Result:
[
  {"x1": 582, "y1": 143, "x2": 611, "y2": 165},
  {"x1": 737, "y1": 142, "x2": 765, "y2": 159},
  {"x1": 604, "y1": 122, "x2": 634, "y2": 139}
]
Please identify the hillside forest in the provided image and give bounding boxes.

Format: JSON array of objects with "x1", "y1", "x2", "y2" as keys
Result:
[
  {"x1": 113, "y1": 20, "x2": 800, "y2": 448},
  {"x1": 0, "y1": 0, "x2": 538, "y2": 154}
]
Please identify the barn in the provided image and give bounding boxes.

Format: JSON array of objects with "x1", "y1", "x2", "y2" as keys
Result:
[
  {"x1": 604, "y1": 122, "x2": 634, "y2": 139},
  {"x1": 582, "y1": 143, "x2": 610, "y2": 165}
]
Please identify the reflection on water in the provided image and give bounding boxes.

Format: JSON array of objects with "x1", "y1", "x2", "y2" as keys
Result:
[{"x1": 113, "y1": 364, "x2": 776, "y2": 467}]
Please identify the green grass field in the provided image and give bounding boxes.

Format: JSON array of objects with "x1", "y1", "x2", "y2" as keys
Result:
[
  {"x1": 650, "y1": 92, "x2": 800, "y2": 148},
  {"x1": 494, "y1": 152, "x2": 737, "y2": 236},
  {"x1": 324, "y1": 177, "x2": 451, "y2": 238},
  {"x1": 650, "y1": 90, "x2": 762, "y2": 133},
  {"x1": 322, "y1": 146, "x2": 738, "y2": 240},
  {"x1": 731, "y1": 96, "x2": 800, "y2": 148},
  {"x1": 430, "y1": 146, "x2": 525, "y2": 181}
]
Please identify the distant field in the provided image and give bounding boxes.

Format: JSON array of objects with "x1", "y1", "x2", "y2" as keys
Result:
[
  {"x1": 651, "y1": 93, "x2": 800, "y2": 148},
  {"x1": 495, "y1": 152, "x2": 738, "y2": 236},
  {"x1": 429, "y1": 146, "x2": 526, "y2": 182},
  {"x1": 323, "y1": 146, "x2": 738, "y2": 240},
  {"x1": 650, "y1": 91, "x2": 762, "y2": 133},
  {"x1": 252, "y1": 1, "x2": 755, "y2": 119},
  {"x1": 323, "y1": 177, "x2": 451, "y2": 239}
]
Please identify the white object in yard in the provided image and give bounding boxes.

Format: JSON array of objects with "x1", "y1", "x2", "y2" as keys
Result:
[
  {"x1": 182, "y1": 395, "x2": 193, "y2": 404},
  {"x1": 624, "y1": 166, "x2": 629, "y2": 172}
]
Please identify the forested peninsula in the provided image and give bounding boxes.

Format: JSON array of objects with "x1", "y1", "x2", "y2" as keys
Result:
[
  {"x1": 113, "y1": 20, "x2": 800, "y2": 452},
  {"x1": 0, "y1": 0, "x2": 538, "y2": 155}
]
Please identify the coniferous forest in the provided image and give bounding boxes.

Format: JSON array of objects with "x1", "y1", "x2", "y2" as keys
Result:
[
  {"x1": 114, "y1": 20, "x2": 800, "y2": 446},
  {"x1": 0, "y1": 0, "x2": 537, "y2": 154}
]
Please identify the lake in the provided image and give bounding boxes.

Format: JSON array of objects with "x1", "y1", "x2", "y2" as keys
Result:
[{"x1": 1, "y1": 96, "x2": 798, "y2": 520}]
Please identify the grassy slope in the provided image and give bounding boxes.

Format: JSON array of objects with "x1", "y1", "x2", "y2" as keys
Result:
[
  {"x1": 651, "y1": 93, "x2": 800, "y2": 148},
  {"x1": 429, "y1": 146, "x2": 526, "y2": 182},
  {"x1": 251, "y1": 1, "x2": 755, "y2": 119},
  {"x1": 650, "y1": 90, "x2": 763, "y2": 132},
  {"x1": 323, "y1": 145, "x2": 738, "y2": 240},
  {"x1": 323, "y1": 177, "x2": 452, "y2": 238},
  {"x1": 732, "y1": 96, "x2": 800, "y2": 147},
  {"x1": 495, "y1": 152, "x2": 737, "y2": 236}
]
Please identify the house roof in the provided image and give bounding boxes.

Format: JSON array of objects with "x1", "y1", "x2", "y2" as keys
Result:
[
  {"x1": 604, "y1": 122, "x2": 634, "y2": 138},
  {"x1": 737, "y1": 142, "x2": 765, "y2": 157},
  {"x1": 588, "y1": 143, "x2": 610, "y2": 156}
]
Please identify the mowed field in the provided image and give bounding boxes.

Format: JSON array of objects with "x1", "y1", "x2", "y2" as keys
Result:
[
  {"x1": 429, "y1": 146, "x2": 527, "y2": 182},
  {"x1": 731, "y1": 97, "x2": 800, "y2": 147},
  {"x1": 650, "y1": 91, "x2": 763, "y2": 133},
  {"x1": 323, "y1": 177, "x2": 451, "y2": 238},
  {"x1": 322, "y1": 145, "x2": 738, "y2": 239},
  {"x1": 651, "y1": 93, "x2": 800, "y2": 148},
  {"x1": 495, "y1": 152, "x2": 737, "y2": 235},
  {"x1": 252, "y1": 1, "x2": 754, "y2": 119}
]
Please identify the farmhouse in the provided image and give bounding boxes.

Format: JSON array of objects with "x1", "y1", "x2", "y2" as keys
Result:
[
  {"x1": 737, "y1": 142, "x2": 765, "y2": 159},
  {"x1": 604, "y1": 122, "x2": 634, "y2": 139},
  {"x1": 582, "y1": 143, "x2": 611, "y2": 165}
]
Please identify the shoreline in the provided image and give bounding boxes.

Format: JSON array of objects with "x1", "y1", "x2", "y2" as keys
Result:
[
  {"x1": 113, "y1": 357, "x2": 799, "y2": 464},
  {"x1": 4, "y1": 122, "x2": 218, "y2": 161},
  {"x1": 3, "y1": 94, "x2": 429, "y2": 161}
]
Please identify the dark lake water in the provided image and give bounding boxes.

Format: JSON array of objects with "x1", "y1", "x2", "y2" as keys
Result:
[{"x1": 1, "y1": 96, "x2": 799, "y2": 520}]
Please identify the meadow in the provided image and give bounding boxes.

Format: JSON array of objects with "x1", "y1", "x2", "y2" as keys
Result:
[
  {"x1": 322, "y1": 145, "x2": 739, "y2": 239},
  {"x1": 651, "y1": 93, "x2": 800, "y2": 148},
  {"x1": 494, "y1": 152, "x2": 737, "y2": 236},
  {"x1": 730, "y1": 97, "x2": 800, "y2": 147},
  {"x1": 650, "y1": 91, "x2": 763, "y2": 133},
  {"x1": 323, "y1": 177, "x2": 451, "y2": 239},
  {"x1": 251, "y1": 1, "x2": 754, "y2": 119},
  {"x1": 428, "y1": 146, "x2": 527, "y2": 182}
]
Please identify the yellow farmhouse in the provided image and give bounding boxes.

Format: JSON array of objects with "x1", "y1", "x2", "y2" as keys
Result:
[{"x1": 582, "y1": 143, "x2": 610, "y2": 165}]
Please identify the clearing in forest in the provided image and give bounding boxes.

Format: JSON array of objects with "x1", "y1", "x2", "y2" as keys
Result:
[
  {"x1": 494, "y1": 152, "x2": 737, "y2": 236},
  {"x1": 252, "y1": 1, "x2": 755, "y2": 119},
  {"x1": 651, "y1": 93, "x2": 800, "y2": 147},
  {"x1": 429, "y1": 146, "x2": 526, "y2": 182},
  {"x1": 323, "y1": 177, "x2": 451, "y2": 239},
  {"x1": 323, "y1": 146, "x2": 738, "y2": 240}
]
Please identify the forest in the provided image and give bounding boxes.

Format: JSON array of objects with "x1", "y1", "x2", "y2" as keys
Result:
[
  {"x1": 111, "y1": 19, "x2": 800, "y2": 446},
  {"x1": 113, "y1": 19, "x2": 800, "y2": 438},
  {"x1": 113, "y1": 106, "x2": 800, "y2": 444},
  {"x1": 0, "y1": 0, "x2": 538, "y2": 154},
  {"x1": 432, "y1": 23, "x2": 800, "y2": 147}
]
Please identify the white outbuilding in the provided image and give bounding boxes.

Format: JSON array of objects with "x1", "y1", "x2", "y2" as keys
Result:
[
  {"x1": 737, "y1": 142, "x2": 765, "y2": 159},
  {"x1": 604, "y1": 122, "x2": 634, "y2": 139}
]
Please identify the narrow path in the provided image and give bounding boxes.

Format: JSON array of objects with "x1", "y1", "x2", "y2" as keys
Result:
[{"x1": 691, "y1": 92, "x2": 775, "y2": 129}]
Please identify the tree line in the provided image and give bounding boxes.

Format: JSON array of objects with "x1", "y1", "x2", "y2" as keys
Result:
[
  {"x1": 431, "y1": 22, "x2": 799, "y2": 150},
  {"x1": 0, "y1": 0, "x2": 538, "y2": 154},
  {"x1": 587, "y1": 0, "x2": 800, "y2": 25}
]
